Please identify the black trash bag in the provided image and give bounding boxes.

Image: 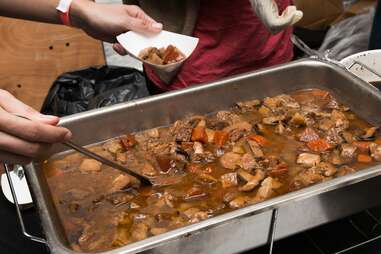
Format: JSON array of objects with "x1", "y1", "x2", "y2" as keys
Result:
[{"x1": 41, "y1": 65, "x2": 149, "y2": 117}]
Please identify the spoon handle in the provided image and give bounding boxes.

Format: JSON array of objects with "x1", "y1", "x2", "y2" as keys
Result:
[
  {"x1": 63, "y1": 141, "x2": 151, "y2": 185},
  {"x1": 12, "y1": 113, "x2": 152, "y2": 185}
]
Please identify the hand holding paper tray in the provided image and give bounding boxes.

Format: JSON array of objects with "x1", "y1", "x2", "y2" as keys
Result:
[{"x1": 117, "y1": 30, "x2": 199, "y2": 84}]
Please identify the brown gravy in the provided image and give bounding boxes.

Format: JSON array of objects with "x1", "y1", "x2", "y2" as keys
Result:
[{"x1": 43, "y1": 89, "x2": 381, "y2": 252}]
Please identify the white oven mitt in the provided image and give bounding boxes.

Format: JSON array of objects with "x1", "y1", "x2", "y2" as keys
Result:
[{"x1": 250, "y1": 0, "x2": 303, "y2": 34}]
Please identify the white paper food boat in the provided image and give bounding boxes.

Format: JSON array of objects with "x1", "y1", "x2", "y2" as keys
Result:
[{"x1": 117, "y1": 30, "x2": 199, "y2": 83}]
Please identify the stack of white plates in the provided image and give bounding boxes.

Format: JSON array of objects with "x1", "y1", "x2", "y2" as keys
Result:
[{"x1": 340, "y1": 50, "x2": 381, "y2": 85}]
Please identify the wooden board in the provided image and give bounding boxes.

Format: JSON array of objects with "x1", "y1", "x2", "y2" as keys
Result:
[{"x1": 0, "y1": 17, "x2": 105, "y2": 110}]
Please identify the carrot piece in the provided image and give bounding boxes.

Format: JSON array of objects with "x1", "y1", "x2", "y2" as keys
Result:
[
  {"x1": 307, "y1": 139, "x2": 331, "y2": 152},
  {"x1": 44, "y1": 166, "x2": 64, "y2": 178},
  {"x1": 214, "y1": 130, "x2": 229, "y2": 146},
  {"x1": 191, "y1": 126, "x2": 208, "y2": 143},
  {"x1": 357, "y1": 154, "x2": 372, "y2": 163},
  {"x1": 248, "y1": 134, "x2": 269, "y2": 146},
  {"x1": 353, "y1": 141, "x2": 372, "y2": 153}
]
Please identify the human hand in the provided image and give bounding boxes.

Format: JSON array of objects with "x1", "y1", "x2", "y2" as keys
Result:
[
  {"x1": 251, "y1": 0, "x2": 303, "y2": 34},
  {"x1": 0, "y1": 90, "x2": 72, "y2": 164},
  {"x1": 70, "y1": 0, "x2": 162, "y2": 54}
]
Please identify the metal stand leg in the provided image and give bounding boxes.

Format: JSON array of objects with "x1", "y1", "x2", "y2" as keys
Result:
[
  {"x1": 268, "y1": 208, "x2": 279, "y2": 254},
  {"x1": 333, "y1": 210, "x2": 381, "y2": 254},
  {"x1": 3, "y1": 163, "x2": 47, "y2": 245}
]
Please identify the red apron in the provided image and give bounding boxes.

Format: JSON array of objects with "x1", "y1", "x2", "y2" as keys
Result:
[{"x1": 145, "y1": 0, "x2": 293, "y2": 91}]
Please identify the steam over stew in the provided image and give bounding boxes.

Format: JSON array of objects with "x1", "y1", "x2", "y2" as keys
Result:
[{"x1": 43, "y1": 89, "x2": 381, "y2": 252}]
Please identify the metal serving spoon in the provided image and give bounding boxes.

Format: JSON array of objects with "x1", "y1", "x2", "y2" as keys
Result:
[{"x1": 13, "y1": 114, "x2": 183, "y2": 187}]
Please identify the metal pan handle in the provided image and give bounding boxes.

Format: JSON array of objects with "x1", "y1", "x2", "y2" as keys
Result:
[{"x1": 3, "y1": 163, "x2": 48, "y2": 245}]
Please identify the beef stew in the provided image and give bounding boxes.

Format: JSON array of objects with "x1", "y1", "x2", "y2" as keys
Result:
[{"x1": 43, "y1": 89, "x2": 381, "y2": 252}]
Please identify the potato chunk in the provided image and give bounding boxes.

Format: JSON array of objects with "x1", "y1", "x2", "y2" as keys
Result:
[{"x1": 79, "y1": 159, "x2": 102, "y2": 172}]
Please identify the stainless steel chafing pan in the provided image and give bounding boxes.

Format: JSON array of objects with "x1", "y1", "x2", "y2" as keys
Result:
[{"x1": 19, "y1": 59, "x2": 381, "y2": 254}]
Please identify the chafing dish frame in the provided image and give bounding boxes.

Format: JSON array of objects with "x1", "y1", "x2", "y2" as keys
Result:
[{"x1": 20, "y1": 59, "x2": 381, "y2": 254}]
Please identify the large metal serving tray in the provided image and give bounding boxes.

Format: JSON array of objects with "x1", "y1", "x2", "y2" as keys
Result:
[{"x1": 25, "y1": 59, "x2": 381, "y2": 254}]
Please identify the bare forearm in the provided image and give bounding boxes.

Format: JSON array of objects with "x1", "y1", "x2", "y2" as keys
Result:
[
  {"x1": 0, "y1": 0, "x2": 162, "y2": 45},
  {"x1": 0, "y1": 0, "x2": 62, "y2": 24},
  {"x1": 0, "y1": 0, "x2": 90, "y2": 28}
]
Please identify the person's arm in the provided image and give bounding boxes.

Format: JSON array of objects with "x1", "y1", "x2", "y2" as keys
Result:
[
  {"x1": 0, "y1": 0, "x2": 162, "y2": 43},
  {"x1": 0, "y1": 0, "x2": 62, "y2": 24},
  {"x1": 0, "y1": 0, "x2": 162, "y2": 165},
  {"x1": 250, "y1": 0, "x2": 303, "y2": 34}
]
